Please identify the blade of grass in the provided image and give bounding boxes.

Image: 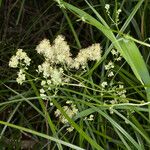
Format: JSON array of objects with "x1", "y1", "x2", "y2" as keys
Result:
[
  {"x1": 16, "y1": 0, "x2": 25, "y2": 25},
  {"x1": 27, "y1": 76, "x2": 63, "y2": 150},
  {"x1": 92, "y1": 107, "x2": 141, "y2": 149},
  {"x1": 113, "y1": 109, "x2": 150, "y2": 145},
  {"x1": 0, "y1": 120, "x2": 84, "y2": 150},
  {"x1": 0, "y1": 0, "x2": 2, "y2": 7},
  {"x1": 135, "y1": 132, "x2": 145, "y2": 150},
  {"x1": 3, "y1": 84, "x2": 44, "y2": 117},
  {"x1": 114, "y1": 127, "x2": 132, "y2": 150},
  {"x1": 0, "y1": 102, "x2": 21, "y2": 139},
  {"x1": 62, "y1": 9, "x2": 81, "y2": 48}
]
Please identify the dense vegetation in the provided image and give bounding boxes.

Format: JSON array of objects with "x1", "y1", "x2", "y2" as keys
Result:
[{"x1": 0, "y1": 0, "x2": 150, "y2": 149}]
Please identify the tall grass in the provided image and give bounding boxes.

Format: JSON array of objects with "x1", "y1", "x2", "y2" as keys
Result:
[{"x1": 0, "y1": 0, "x2": 150, "y2": 149}]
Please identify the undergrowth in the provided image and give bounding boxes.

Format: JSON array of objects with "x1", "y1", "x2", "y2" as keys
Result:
[{"x1": 0, "y1": 0, "x2": 150, "y2": 149}]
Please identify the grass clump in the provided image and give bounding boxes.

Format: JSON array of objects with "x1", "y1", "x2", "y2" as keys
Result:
[{"x1": 0, "y1": 0, "x2": 150, "y2": 149}]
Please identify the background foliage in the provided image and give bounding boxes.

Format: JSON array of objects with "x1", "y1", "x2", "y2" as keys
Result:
[{"x1": 0, "y1": 0, "x2": 150, "y2": 149}]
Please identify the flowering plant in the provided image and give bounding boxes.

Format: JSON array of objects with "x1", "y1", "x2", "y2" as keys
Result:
[{"x1": 9, "y1": 35, "x2": 101, "y2": 131}]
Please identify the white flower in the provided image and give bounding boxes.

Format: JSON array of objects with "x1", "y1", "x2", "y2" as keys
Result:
[
  {"x1": 105, "y1": 4, "x2": 110, "y2": 14},
  {"x1": 111, "y1": 49, "x2": 118, "y2": 56},
  {"x1": 51, "y1": 67, "x2": 64, "y2": 85},
  {"x1": 66, "y1": 101, "x2": 73, "y2": 104},
  {"x1": 115, "y1": 56, "x2": 122, "y2": 61},
  {"x1": 16, "y1": 49, "x2": 31, "y2": 67},
  {"x1": 36, "y1": 35, "x2": 72, "y2": 65},
  {"x1": 101, "y1": 81, "x2": 108, "y2": 88},
  {"x1": 54, "y1": 103, "x2": 78, "y2": 125},
  {"x1": 37, "y1": 61, "x2": 53, "y2": 78},
  {"x1": 36, "y1": 35, "x2": 101, "y2": 71},
  {"x1": 9, "y1": 49, "x2": 31, "y2": 69},
  {"x1": 117, "y1": 9, "x2": 122, "y2": 14},
  {"x1": 71, "y1": 44, "x2": 101, "y2": 69},
  {"x1": 110, "y1": 100, "x2": 117, "y2": 104},
  {"x1": 52, "y1": 35, "x2": 72, "y2": 64},
  {"x1": 87, "y1": 114, "x2": 94, "y2": 121},
  {"x1": 36, "y1": 39, "x2": 51, "y2": 55},
  {"x1": 67, "y1": 126, "x2": 74, "y2": 132},
  {"x1": 41, "y1": 80, "x2": 46, "y2": 86},
  {"x1": 47, "y1": 80, "x2": 51, "y2": 85},
  {"x1": 24, "y1": 56, "x2": 31, "y2": 66},
  {"x1": 9, "y1": 56, "x2": 18, "y2": 68},
  {"x1": 40, "y1": 88, "x2": 45, "y2": 94},
  {"x1": 54, "y1": 109, "x2": 61, "y2": 117},
  {"x1": 40, "y1": 93, "x2": 47, "y2": 99},
  {"x1": 16, "y1": 49, "x2": 27, "y2": 59},
  {"x1": 108, "y1": 71, "x2": 114, "y2": 77},
  {"x1": 116, "y1": 84, "x2": 127, "y2": 97},
  {"x1": 105, "y1": 4, "x2": 110, "y2": 10},
  {"x1": 71, "y1": 104, "x2": 78, "y2": 114},
  {"x1": 105, "y1": 61, "x2": 114, "y2": 70},
  {"x1": 16, "y1": 69, "x2": 26, "y2": 85}
]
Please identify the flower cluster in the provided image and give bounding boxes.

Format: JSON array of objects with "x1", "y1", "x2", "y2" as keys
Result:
[
  {"x1": 105, "y1": 3, "x2": 122, "y2": 27},
  {"x1": 36, "y1": 35, "x2": 101, "y2": 101},
  {"x1": 84, "y1": 114, "x2": 94, "y2": 121},
  {"x1": 101, "y1": 46, "x2": 126, "y2": 103},
  {"x1": 105, "y1": 61, "x2": 114, "y2": 78},
  {"x1": 54, "y1": 101, "x2": 78, "y2": 132},
  {"x1": 9, "y1": 35, "x2": 102, "y2": 132},
  {"x1": 109, "y1": 83, "x2": 127, "y2": 104},
  {"x1": 111, "y1": 49, "x2": 122, "y2": 61},
  {"x1": 70, "y1": 44, "x2": 101, "y2": 69},
  {"x1": 36, "y1": 35, "x2": 101, "y2": 70},
  {"x1": 37, "y1": 62, "x2": 65, "y2": 85},
  {"x1": 105, "y1": 4, "x2": 110, "y2": 15},
  {"x1": 36, "y1": 35, "x2": 72, "y2": 65},
  {"x1": 9, "y1": 49, "x2": 31, "y2": 68},
  {"x1": 9, "y1": 49, "x2": 31, "y2": 84},
  {"x1": 101, "y1": 81, "x2": 127, "y2": 104}
]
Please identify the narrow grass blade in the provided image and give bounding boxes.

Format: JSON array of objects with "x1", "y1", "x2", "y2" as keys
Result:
[
  {"x1": 93, "y1": 107, "x2": 141, "y2": 150},
  {"x1": 28, "y1": 76, "x2": 63, "y2": 150},
  {"x1": 0, "y1": 121, "x2": 84, "y2": 150},
  {"x1": 0, "y1": 0, "x2": 2, "y2": 7},
  {"x1": 114, "y1": 127, "x2": 132, "y2": 150},
  {"x1": 114, "y1": 110, "x2": 150, "y2": 145},
  {"x1": 16, "y1": 0, "x2": 25, "y2": 25},
  {"x1": 0, "y1": 102, "x2": 21, "y2": 139},
  {"x1": 62, "y1": 9, "x2": 81, "y2": 48}
]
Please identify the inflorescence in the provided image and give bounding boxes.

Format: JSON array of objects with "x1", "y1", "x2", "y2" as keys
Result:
[
  {"x1": 9, "y1": 35, "x2": 101, "y2": 132},
  {"x1": 9, "y1": 34, "x2": 127, "y2": 131}
]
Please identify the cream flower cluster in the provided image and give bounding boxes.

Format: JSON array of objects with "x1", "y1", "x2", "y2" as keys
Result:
[
  {"x1": 36, "y1": 35, "x2": 72, "y2": 65},
  {"x1": 71, "y1": 44, "x2": 101, "y2": 69},
  {"x1": 9, "y1": 49, "x2": 31, "y2": 68},
  {"x1": 9, "y1": 35, "x2": 101, "y2": 132},
  {"x1": 37, "y1": 61, "x2": 65, "y2": 85},
  {"x1": 54, "y1": 101, "x2": 78, "y2": 132},
  {"x1": 36, "y1": 35, "x2": 101, "y2": 96},
  {"x1": 36, "y1": 35, "x2": 101, "y2": 69},
  {"x1": 9, "y1": 49, "x2": 31, "y2": 85},
  {"x1": 16, "y1": 69, "x2": 26, "y2": 85}
]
